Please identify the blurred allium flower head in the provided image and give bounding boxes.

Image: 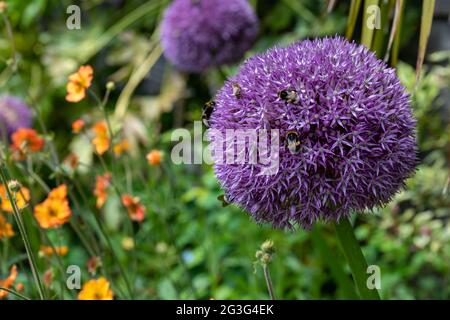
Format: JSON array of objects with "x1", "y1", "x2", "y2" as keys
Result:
[
  {"x1": 0, "y1": 96, "x2": 33, "y2": 137},
  {"x1": 209, "y1": 37, "x2": 417, "y2": 229},
  {"x1": 160, "y1": 0, "x2": 259, "y2": 73}
]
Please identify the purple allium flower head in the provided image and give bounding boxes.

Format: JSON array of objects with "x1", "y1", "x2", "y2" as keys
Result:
[
  {"x1": 0, "y1": 95, "x2": 33, "y2": 137},
  {"x1": 208, "y1": 37, "x2": 417, "y2": 229},
  {"x1": 160, "y1": 0, "x2": 259, "y2": 73}
]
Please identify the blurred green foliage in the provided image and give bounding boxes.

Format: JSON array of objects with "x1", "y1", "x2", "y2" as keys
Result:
[{"x1": 0, "y1": 0, "x2": 448, "y2": 300}]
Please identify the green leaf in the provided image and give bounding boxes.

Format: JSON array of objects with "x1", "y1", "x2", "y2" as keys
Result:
[
  {"x1": 416, "y1": 0, "x2": 435, "y2": 85},
  {"x1": 385, "y1": 0, "x2": 405, "y2": 66},
  {"x1": 334, "y1": 218, "x2": 381, "y2": 300},
  {"x1": 361, "y1": 0, "x2": 380, "y2": 48},
  {"x1": 371, "y1": 0, "x2": 394, "y2": 57},
  {"x1": 346, "y1": 0, "x2": 362, "y2": 40}
]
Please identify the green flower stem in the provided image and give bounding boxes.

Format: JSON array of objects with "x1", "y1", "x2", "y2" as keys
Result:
[
  {"x1": 311, "y1": 226, "x2": 359, "y2": 299},
  {"x1": 334, "y1": 217, "x2": 380, "y2": 300},
  {"x1": 0, "y1": 164, "x2": 46, "y2": 300},
  {"x1": 262, "y1": 264, "x2": 276, "y2": 300},
  {"x1": 0, "y1": 286, "x2": 31, "y2": 300}
]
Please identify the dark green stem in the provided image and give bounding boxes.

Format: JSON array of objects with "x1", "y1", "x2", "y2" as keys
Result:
[
  {"x1": 334, "y1": 218, "x2": 381, "y2": 300},
  {"x1": 262, "y1": 264, "x2": 276, "y2": 300},
  {"x1": 0, "y1": 286, "x2": 31, "y2": 300},
  {"x1": 0, "y1": 164, "x2": 46, "y2": 299}
]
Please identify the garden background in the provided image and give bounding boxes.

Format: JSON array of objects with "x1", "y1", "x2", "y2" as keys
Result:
[{"x1": 0, "y1": 0, "x2": 449, "y2": 300}]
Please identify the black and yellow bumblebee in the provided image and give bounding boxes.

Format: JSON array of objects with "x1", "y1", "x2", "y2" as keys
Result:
[
  {"x1": 232, "y1": 82, "x2": 241, "y2": 98},
  {"x1": 202, "y1": 100, "x2": 215, "y2": 127},
  {"x1": 217, "y1": 194, "x2": 230, "y2": 207},
  {"x1": 278, "y1": 89, "x2": 300, "y2": 104},
  {"x1": 286, "y1": 130, "x2": 301, "y2": 154}
]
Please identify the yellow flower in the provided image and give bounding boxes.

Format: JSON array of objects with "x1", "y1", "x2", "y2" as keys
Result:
[
  {"x1": 146, "y1": 149, "x2": 163, "y2": 166},
  {"x1": 0, "y1": 214, "x2": 14, "y2": 239},
  {"x1": 34, "y1": 184, "x2": 72, "y2": 229},
  {"x1": 113, "y1": 139, "x2": 129, "y2": 157},
  {"x1": 92, "y1": 121, "x2": 110, "y2": 155},
  {"x1": 78, "y1": 277, "x2": 114, "y2": 300},
  {"x1": 121, "y1": 237, "x2": 135, "y2": 251},
  {"x1": 0, "y1": 265, "x2": 18, "y2": 299},
  {"x1": 39, "y1": 245, "x2": 69, "y2": 257},
  {"x1": 66, "y1": 65, "x2": 93, "y2": 103},
  {"x1": 0, "y1": 184, "x2": 30, "y2": 213}
]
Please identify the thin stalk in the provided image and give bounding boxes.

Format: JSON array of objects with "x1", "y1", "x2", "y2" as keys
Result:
[
  {"x1": 334, "y1": 218, "x2": 381, "y2": 300},
  {"x1": 1, "y1": 13, "x2": 16, "y2": 66},
  {"x1": 0, "y1": 286, "x2": 31, "y2": 300},
  {"x1": 20, "y1": 162, "x2": 96, "y2": 293},
  {"x1": 0, "y1": 164, "x2": 46, "y2": 299},
  {"x1": 89, "y1": 88, "x2": 115, "y2": 144},
  {"x1": 71, "y1": 178, "x2": 134, "y2": 299},
  {"x1": 0, "y1": 11, "x2": 17, "y2": 85},
  {"x1": 262, "y1": 264, "x2": 276, "y2": 300}
]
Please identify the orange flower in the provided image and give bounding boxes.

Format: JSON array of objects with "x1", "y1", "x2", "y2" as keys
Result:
[
  {"x1": 92, "y1": 122, "x2": 110, "y2": 155},
  {"x1": 78, "y1": 277, "x2": 114, "y2": 300},
  {"x1": 72, "y1": 119, "x2": 85, "y2": 133},
  {"x1": 113, "y1": 140, "x2": 129, "y2": 157},
  {"x1": 34, "y1": 184, "x2": 72, "y2": 229},
  {"x1": 0, "y1": 214, "x2": 14, "y2": 239},
  {"x1": 63, "y1": 153, "x2": 79, "y2": 170},
  {"x1": 121, "y1": 194, "x2": 145, "y2": 222},
  {"x1": 0, "y1": 265, "x2": 18, "y2": 299},
  {"x1": 43, "y1": 269, "x2": 53, "y2": 287},
  {"x1": 39, "y1": 245, "x2": 69, "y2": 257},
  {"x1": 15, "y1": 282, "x2": 24, "y2": 292},
  {"x1": 11, "y1": 128, "x2": 45, "y2": 159},
  {"x1": 94, "y1": 173, "x2": 111, "y2": 209},
  {"x1": 146, "y1": 149, "x2": 163, "y2": 166},
  {"x1": 0, "y1": 184, "x2": 30, "y2": 213},
  {"x1": 87, "y1": 256, "x2": 101, "y2": 275},
  {"x1": 66, "y1": 65, "x2": 93, "y2": 103}
]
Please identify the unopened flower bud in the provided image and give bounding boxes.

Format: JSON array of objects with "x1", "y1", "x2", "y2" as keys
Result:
[
  {"x1": 261, "y1": 239, "x2": 274, "y2": 254},
  {"x1": 106, "y1": 81, "x2": 115, "y2": 91},
  {"x1": 122, "y1": 237, "x2": 135, "y2": 251},
  {"x1": 8, "y1": 180, "x2": 21, "y2": 192},
  {"x1": 261, "y1": 253, "x2": 272, "y2": 265},
  {"x1": 255, "y1": 250, "x2": 263, "y2": 259}
]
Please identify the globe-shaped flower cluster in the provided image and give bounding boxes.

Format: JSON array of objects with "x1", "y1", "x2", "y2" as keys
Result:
[
  {"x1": 160, "y1": 0, "x2": 258, "y2": 73},
  {"x1": 209, "y1": 37, "x2": 417, "y2": 229},
  {"x1": 0, "y1": 95, "x2": 33, "y2": 137}
]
